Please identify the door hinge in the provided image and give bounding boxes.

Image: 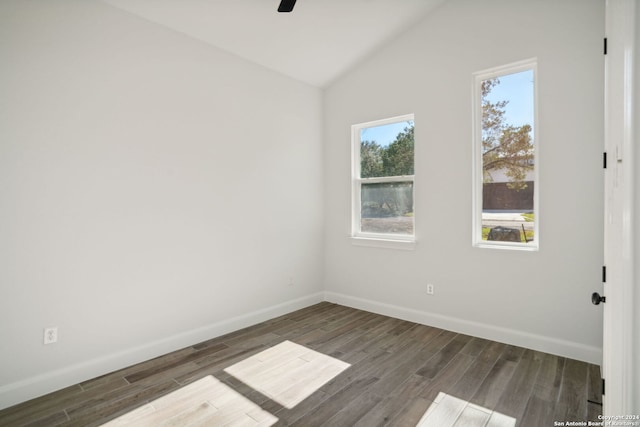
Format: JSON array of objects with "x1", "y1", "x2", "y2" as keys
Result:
[
  {"x1": 602, "y1": 378, "x2": 605, "y2": 395},
  {"x1": 604, "y1": 37, "x2": 608, "y2": 55},
  {"x1": 603, "y1": 152, "x2": 607, "y2": 168},
  {"x1": 602, "y1": 266, "x2": 606, "y2": 283}
]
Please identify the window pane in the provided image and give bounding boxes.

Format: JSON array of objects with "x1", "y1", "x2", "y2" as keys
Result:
[
  {"x1": 360, "y1": 121, "x2": 414, "y2": 178},
  {"x1": 480, "y1": 68, "x2": 535, "y2": 244},
  {"x1": 361, "y1": 182, "x2": 413, "y2": 235}
]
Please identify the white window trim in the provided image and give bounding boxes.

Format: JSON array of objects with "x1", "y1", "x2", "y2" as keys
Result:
[
  {"x1": 472, "y1": 58, "x2": 539, "y2": 251},
  {"x1": 351, "y1": 114, "x2": 416, "y2": 250}
]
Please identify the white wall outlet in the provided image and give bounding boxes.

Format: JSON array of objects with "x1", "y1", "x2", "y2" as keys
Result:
[
  {"x1": 287, "y1": 276, "x2": 294, "y2": 286},
  {"x1": 426, "y1": 284, "x2": 434, "y2": 295},
  {"x1": 44, "y1": 327, "x2": 58, "y2": 345}
]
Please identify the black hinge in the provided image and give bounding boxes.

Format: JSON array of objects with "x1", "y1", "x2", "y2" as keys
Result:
[
  {"x1": 602, "y1": 378, "x2": 605, "y2": 395},
  {"x1": 603, "y1": 152, "x2": 607, "y2": 168},
  {"x1": 604, "y1": 38, "x2": 608, "y2": 55},
  {"x1": 602, "y1": 266, "x2": 606, "y2": 283}
]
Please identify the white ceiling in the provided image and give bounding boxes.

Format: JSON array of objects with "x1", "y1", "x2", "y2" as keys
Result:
[{"x1": 101, "y1": 0, "x2": 447, "y2": 87}]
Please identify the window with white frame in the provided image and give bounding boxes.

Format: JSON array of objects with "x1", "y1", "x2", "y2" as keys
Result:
[
  {"x1": 352, "y1": 114, "x2": 415, "y2": 244},
  {"x1": 473, "y1": 59, "x2": 538, "y2": 250}
]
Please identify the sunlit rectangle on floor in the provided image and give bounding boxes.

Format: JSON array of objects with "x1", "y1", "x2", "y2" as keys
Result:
[
  {"x1": 417, "y1": 392, "x2": 516, "y2": 427},
  {"x1": 224, "y1": 340, "x2": 351, "y2": 409},
  {"x1": 100, "y1": 375, "x2": 277, "y2": 426}
]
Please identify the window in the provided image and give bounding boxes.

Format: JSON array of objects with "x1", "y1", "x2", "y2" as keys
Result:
[
  {"x1": 352, "y1": 114, "x2": 415, "y2": 247},
  {"x1": 473, "y1": 59, "x2": 538, "y2": 250}
]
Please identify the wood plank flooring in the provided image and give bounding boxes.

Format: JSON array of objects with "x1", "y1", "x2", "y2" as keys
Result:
[{"x1": 0, "y1": 302, "x2": 602, "y2": 427}]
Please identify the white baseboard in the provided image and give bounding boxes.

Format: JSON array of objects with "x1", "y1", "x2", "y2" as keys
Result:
[
  {"x1": 0, "y1": 292, "x2": 324, "y2": 411},
  {"x1": 324, "y1": 291, "x2": 603, "y2": 365}
]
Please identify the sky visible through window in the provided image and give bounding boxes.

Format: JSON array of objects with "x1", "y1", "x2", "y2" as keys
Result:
[
  {"x1": 361, "y1": 120, "x2": 413, "y2": 147},
  {"x1": 485, "y1": 69, "x2": 534, "y2": 129}
]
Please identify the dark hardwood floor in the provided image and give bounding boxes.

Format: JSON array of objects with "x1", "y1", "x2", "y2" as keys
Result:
[{"x1": 0, "y1": 302, "x2": 602, "y2": 426}]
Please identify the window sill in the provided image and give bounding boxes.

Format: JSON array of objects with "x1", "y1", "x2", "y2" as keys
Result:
[
  {"x1": 473, "y1": 241, "x2": 539, "y2": 251},
  {"x1": 351, "y1": 237, "x2": 416, "y2": 251}
]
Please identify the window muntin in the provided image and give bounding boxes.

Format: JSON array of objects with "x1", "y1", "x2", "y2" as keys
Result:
[
  {"x1": 352, "y1": 115, "x2": 415, "y2": 242},
  {"x1": 473, "y1": 60, "x2": 538, "y2": 250}
]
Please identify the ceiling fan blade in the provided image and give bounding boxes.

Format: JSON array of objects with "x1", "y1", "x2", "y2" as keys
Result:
[{"x1": 278, "y1": 0, "x2": 297, "y2": 13}]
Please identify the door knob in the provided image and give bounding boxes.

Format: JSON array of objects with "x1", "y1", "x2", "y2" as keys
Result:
[{"x1": 592, "y1": 292, "x2": 606, "y2": 305}]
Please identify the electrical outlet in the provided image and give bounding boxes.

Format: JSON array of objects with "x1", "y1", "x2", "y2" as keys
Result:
[
  {"x1": 287, "y1": 276, "x2": 294, "y2": 287},
  {"x1": 426, "y1": 284, "x2": 434, "y2": 295},
  {"x1": 44, "y1": 327, "x2": 58, "y2": 345}
]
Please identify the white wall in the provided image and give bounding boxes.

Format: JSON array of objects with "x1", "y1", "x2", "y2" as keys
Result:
[
  {"x1": 0, "y1": 0, "x2": 324, "y2": 408},
  {"x1": 324, "y1": 0, "x2": 605, "y2": 363}
]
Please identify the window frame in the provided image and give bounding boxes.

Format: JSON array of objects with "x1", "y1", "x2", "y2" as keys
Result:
[
  {"x1": 351, "y1": 114, "x2": 416, "y2": 249},
  {"x1": 472, "y1": 59, "x2": 539, "y2": 251}
]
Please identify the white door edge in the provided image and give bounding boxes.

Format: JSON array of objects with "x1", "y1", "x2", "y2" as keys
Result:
[{"x1": 603, "y1": 0, "x2": 636, "y2": 415}]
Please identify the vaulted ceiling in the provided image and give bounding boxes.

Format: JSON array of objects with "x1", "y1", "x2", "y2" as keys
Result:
[{"x1": 102, "y1": 0, "x2": 447, "y2": 87}]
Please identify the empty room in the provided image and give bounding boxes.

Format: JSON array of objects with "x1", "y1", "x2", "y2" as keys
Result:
[{"x1": 1, "y1": 0, "x2": 639, "y2": 426}]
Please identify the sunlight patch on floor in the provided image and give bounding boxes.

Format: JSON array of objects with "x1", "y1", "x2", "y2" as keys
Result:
[
  {"x1": 100, "y1": 375, "x2": 277, "y2": 427},
  {"x1": 417, "y1": 392, "x2": 516, "y2": 427},
  {"x1": 224, "y1": 340, "x2": 351, "y2": 409}
]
